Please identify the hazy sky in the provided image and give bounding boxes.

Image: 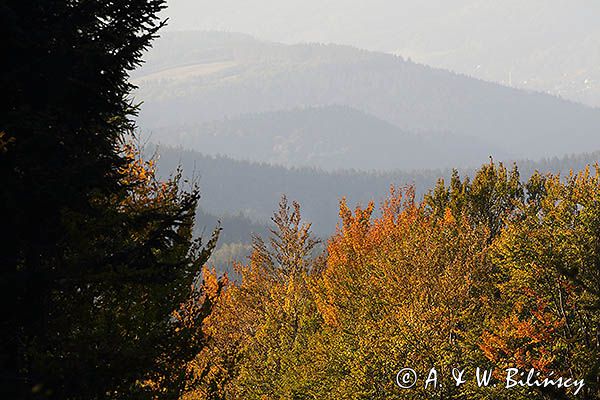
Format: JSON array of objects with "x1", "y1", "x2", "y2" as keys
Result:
[{"x1": 162, "y1": 0, "x2": 599, "y2": 54}]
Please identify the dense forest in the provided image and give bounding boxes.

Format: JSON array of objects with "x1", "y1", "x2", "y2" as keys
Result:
[
  {"x1": 1, "y1": 1, "x2": 599, "y2": 399},
  {"x1": 185, "y1": 163, "x2": 600, "y2": 399},
  {"x1": 157, "y1": 147, "x2": 600, "y2": 278},
  {"x1": 154, "y1": 145, "x2": 600, "y2": 236}
]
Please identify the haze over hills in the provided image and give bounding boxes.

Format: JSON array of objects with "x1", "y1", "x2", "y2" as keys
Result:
[
  {"x1": 149, "y1": 106, "x2": 511, "y2": 171},
  {"x1": 161, "y1": 0, "x2": 600, "y2": 108},
  {"x1": 152, "y1": 144, "x2": 600, "y2": 239},
  {"x1": 134, "y1": 31, "x2": 600, "y2": 169}
]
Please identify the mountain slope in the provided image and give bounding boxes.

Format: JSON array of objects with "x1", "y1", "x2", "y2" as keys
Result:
[
  {"x1": 134, "y1": 31, "x2": 600, "y2": 161},
  {"x1": 161, "y1": 1, "x2": 600, "y2": 107},
  {"x1": 150, "y1": 106, "x2": 510, "y2": 170},
  {"x1": 153, "y1": 144, "x2": 600, "y2": 237}
]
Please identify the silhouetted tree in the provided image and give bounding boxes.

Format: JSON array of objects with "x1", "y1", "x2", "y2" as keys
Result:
[{"x1": 1, "y1": 1, "x2": 219, "y2": 398}]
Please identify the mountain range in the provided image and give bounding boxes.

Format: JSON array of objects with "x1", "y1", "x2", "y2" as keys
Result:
[
  {"x1": 160, "y1": 0, "x2": 600, "y2": 108},
  {"x1": 134, "y1": 31, "x2": 600, "y2": 170},
  {"x1": 153, "y1": 144, "x2": 600, "y2": 239}
]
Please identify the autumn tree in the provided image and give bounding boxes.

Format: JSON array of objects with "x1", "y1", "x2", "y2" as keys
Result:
[
  {"x1": 185, "y1": 197, "x2": 324, "y2": 399},
  {"x1": 178, "y1": 162, "x2": 599, "y2": 400},
  {"x1": 482, "y1": 167, "x2": 600, "y2": 399},
  {"x1": 425, "y1": 161, "x2": 523, "y2": 241},
  {"x1": 312, "y1": 187, "x2": 496, "y2": 399}
]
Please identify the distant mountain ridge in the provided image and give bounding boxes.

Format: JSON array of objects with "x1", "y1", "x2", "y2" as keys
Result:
[
  {"x1": 161, "y1": 1, "x2": 600, "y2": 108},
  {"x1": 150, "y1": 106, "x2": 510, "y2": 171},
  {"x1": 152, "y1": 144, "x2": 600, "y2": 237},
  {"x1": 134, "y1": 31, "x2": 600, "y2": 167}
]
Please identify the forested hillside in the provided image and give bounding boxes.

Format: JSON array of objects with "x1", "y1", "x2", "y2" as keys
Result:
[
  {"x1": 3, "y1": 2, "x2": 599, "y2": 399},
  {"x1": 187, "y1": 150, "x2": 600, "y2": 277},
  {"x1": 162, "y1": 0, "x2": 600, "y2": 108},
  {"x1": 155, "y1": 144, "x2": 600, "y2": 237},
  {"x1": 133, "y1": 31, "x2": 600, "y2": 164},
  {"x1": 150, "y1": 105, "x2": 509, "y2": 170}
]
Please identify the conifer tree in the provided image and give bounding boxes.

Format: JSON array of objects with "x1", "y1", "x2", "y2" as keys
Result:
[{"x1": 1, "y1": 2, "x2": 219, "y2": 398}]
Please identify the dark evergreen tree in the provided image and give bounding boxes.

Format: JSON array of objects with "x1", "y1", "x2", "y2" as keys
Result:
[{"x1": 1, "y1": 1, "x2": 219, "y2": 398}]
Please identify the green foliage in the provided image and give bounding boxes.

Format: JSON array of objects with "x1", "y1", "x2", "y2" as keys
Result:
[
  {"x1": 425, "y1": 161, "x2": 523, "y2": 241},
  {"x1": 483, "y1": 167, "x2": 600, "y2": 399},
  {"x1": 186, "y1": 197, "x2": 324, "y2": 399}
]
